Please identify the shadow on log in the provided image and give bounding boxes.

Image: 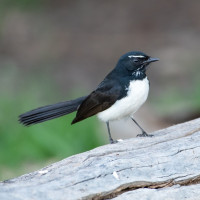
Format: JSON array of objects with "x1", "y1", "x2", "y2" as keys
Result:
[{"x1": 1, "y1": 118, "x2": 200, "y2": 200}]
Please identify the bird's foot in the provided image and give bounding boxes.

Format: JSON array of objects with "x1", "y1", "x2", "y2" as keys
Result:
[
  {"x1": 137, "y1": 131, "x2": 153, "y2": 137},
  {"x1": 110, "y1": 139, "x2": 118, "y2": 144}
]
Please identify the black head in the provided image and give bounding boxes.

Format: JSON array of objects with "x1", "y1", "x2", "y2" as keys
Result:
[{"x1": 114, "y1": 51, "x2": 159, "y2": 79}]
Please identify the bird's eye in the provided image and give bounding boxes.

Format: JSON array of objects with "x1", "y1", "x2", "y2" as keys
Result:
[{"x1": 133, "y1": 59, "x2": 139, "y2": 63}]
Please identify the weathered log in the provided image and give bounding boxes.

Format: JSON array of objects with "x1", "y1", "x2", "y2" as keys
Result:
[{"x1": 1, "y1": 118, "x2": 200, "y2": 200}]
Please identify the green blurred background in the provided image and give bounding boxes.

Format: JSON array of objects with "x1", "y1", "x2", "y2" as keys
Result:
[{"x1": 0, "y1": 0, "x2": 200, "y2": 181}]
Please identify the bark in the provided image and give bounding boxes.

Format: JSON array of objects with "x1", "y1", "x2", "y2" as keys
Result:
[{"x1": 1, "y1": 118, "x2": 200, "y2": 200}]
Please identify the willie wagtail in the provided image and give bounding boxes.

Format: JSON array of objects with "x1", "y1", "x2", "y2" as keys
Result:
[{"x1": 19, "y1": 51, "x2": 159, "y2": 143}]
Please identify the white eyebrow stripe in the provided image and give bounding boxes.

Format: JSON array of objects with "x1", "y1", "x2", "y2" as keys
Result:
[{"x1": 128, "y1": 55, "x2": 144, "y2": 58}]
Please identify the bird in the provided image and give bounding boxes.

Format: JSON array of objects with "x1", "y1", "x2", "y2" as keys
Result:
[{"x1": 19, "y1": 51, "x2": 159, "y2": 144}]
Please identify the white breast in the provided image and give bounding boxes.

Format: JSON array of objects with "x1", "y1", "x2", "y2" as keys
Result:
[{"x1": 97, "y1": 77, "x2": 149, "y2": 122}]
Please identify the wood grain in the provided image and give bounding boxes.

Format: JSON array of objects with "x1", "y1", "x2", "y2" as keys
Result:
[{"x1": 1, "y1": 118, "x2": 200, "y2": 200}]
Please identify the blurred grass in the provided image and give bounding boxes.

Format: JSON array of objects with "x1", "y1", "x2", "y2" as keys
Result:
[
  {"x1": 0, "y1": 66, "x2": 106, "y2": 181},
  {"x1": 0, "y1": 0, "x2": 44, "y2": 10}
]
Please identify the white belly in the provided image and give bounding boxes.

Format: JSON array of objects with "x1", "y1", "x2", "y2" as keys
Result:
[{"x1": 97, "y1": 77, "x2": 149, "y2": 122}]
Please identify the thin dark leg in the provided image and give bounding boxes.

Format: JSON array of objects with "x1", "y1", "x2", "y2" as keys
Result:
[
  {"x1": 106, "y1": 122, "x2": 116, "y2": 144},
  {"x1": 131, "y1": 117, "x2": 153, "y2": 137}
]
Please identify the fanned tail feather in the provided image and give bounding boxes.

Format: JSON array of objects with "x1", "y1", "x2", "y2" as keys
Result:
[{"x1": 19, "y1": 96, "x2": 86, "y2": 126}]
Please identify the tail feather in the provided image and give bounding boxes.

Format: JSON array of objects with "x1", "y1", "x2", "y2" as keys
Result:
[{"x1": 19, "y1": 96, "x2": 86, "y2": 126}]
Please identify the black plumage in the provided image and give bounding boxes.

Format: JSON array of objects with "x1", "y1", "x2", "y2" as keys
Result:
[
  {"x1": 19, "y1": 51, "x2": 159, "y2": 143},
  {"x1": 19, "y1": 96, "x2": 86, "y2": 126}
]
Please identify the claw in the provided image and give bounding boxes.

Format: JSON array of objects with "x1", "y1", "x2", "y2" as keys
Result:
[
  {"x1": 137, "y1": 132, "x2": 153, "y2": 137},
  {"x1": 110, "y1": 139, "x2": 118, "y2": 144}
]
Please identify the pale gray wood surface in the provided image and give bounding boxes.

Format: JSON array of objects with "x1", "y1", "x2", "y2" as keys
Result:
[{"x1": 1, "y1": 118, "x2": 200, "y2": 200}]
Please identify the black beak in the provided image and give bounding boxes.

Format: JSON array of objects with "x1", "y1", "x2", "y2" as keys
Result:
[{"x1": 145, "y1": 57, "x2": 159, "y2": 64}]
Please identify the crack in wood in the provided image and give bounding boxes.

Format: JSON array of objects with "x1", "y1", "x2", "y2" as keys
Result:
[
  {"x1": 89, "y1": 175, "x2": 200, "y2": 200},
  {"x1": 82, "y1": 126, "x2": 200, "y2": 165}
]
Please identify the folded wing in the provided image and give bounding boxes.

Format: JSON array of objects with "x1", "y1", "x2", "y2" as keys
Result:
[{"x1": 72, "y1": 79, "x2": 122, "y2": 124}]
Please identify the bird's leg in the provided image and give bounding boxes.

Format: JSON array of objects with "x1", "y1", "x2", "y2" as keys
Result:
[
  {"x1": 106, "y1": 122, "x2": 117, "y2": 144},
  {"x1": 131, "y1": 117, "x2": 153, "y2": 137}
]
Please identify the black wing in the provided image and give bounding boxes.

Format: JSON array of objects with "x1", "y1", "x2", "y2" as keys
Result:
[{"x1": 72, "y1": 79, "x2": 122, "y2": 124}]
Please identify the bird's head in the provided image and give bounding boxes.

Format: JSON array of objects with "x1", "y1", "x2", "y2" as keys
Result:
[{"x1": 115, "y1": 51, "x2": 159, "y2": 78}]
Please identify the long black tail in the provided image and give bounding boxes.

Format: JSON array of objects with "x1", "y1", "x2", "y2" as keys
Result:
[{"x1": 19, "y1": 96, "x2": 87, "y2": 126}]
